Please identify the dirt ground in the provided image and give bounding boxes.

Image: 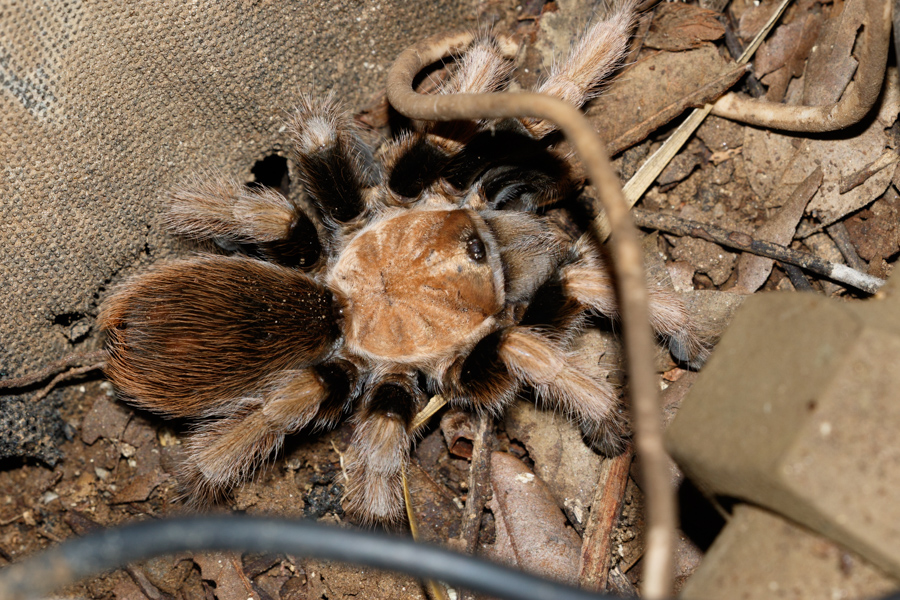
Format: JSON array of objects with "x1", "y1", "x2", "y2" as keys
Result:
[{"x1": 1, "y1": 0, "x2": 897, "y2": 598}]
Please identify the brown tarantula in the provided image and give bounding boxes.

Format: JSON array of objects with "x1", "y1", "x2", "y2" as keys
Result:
[{"x1": 100, "y1": 2, "x2": 701, "y2": 523}]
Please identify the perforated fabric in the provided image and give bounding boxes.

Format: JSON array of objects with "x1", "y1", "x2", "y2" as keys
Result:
[{"x1": 0, "y1": 0, "x2": 469, "y2": 458}]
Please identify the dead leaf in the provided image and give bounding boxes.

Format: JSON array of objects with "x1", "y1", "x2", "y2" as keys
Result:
[
  {"x1": 744, "y1": 69, "x2": 899, "y2": 226},
  {"x1": 196, "y1": 552, "x2": 258, "y2": 600},
  {"x1": 732, "y1": 166, "x2": 824, "y2": 294},
  {"x1": 644, "y1": 3, "x2": 725, "y2": 51},
  {"x1": 754, "y1": 17, "x2": 807, "y2": 78},
  {"x1": 406, "y1": 461, "x2": 462, "y2": 545},
  {"x1": 802, "y1": 0, "x2": 866, "y2": 105},
  {"x1": 738, "y1": 0, "x2": 783, "y2": 41},
  {"x1": 587, "y1": 45, "x2": 747, "y2": 156},
  {"x1": 756, "y1": 12, "x2": 824, "y2": 102},
  {"x1": 504, "y1": 401, "x2": 603, "y2": 529},
  {"x1": 484, "y1": 452, "x2": 583, "y2": 584}
]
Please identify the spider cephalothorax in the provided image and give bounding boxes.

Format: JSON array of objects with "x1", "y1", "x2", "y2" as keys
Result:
[{"x1": 100, "y1": 1, "x2": 702, "y2": 523}]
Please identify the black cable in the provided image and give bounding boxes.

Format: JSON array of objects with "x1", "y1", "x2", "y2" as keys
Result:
[{"x1": 0, "y1": 515, "x2": 619, "y2": 600}]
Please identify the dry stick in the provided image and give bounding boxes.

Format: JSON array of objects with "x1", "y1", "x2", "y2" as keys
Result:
[
  {"x1": 578, "y1": 445, "x2": 635, "y2": 592},
  {"x1": 783, "y1": 264, "x2": 815, "y2": 291},
  {"x1": 0, "y1": 349, "x2": 106, "y2": 391},
  {"x1": 402, "y1": 469, "x2": 450, "y2": 600},
  {"x1": 593, "y1": 0, "x2": 792, "y2": 241},
  {"x1": 839, "y1": 149, "x2": 900, "y2": 194},
  {"x1": 387, "y1": 33, "x2": 672, "y2": 599},
  {"x1": 460, "y1": 414, "x2": 492, "y2": 554},
  {"x1": 459, "y1": 414, "x2": 493, "y2": 600},
  {"x1": 711, "y1": 0, "x2": 891, "y2": 131},
  {"x1": 631, "y1": 208, "x2": 885, "y2": 294},
  {"x1": 30, "y1": 363, "x2": 106, "y2": 403},
  {"x1": 826, "y1": 221, "x2": 869, "y2": 273}
]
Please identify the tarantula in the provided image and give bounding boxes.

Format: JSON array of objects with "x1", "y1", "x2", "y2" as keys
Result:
[{"x1": 100, "y1": 2, "x2": 701, "y2": 523}]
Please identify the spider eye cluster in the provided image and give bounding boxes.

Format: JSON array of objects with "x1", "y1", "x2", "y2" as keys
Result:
[{"x1": 465, "y1": 235, "x2": 487, "y2": 263}]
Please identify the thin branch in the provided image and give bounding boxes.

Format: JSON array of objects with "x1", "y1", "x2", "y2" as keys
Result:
[
  {"x1": 631, "y1": 208, "x2": 885, "y2": 294},
  {"x1": 826, "y1": 221, "x2": 869, "y2": 272},
  {"x1": 710, "y1": 0, "x2": 891, "y2": 131},
  {"x1": 579, "y1": 446, "x2": 635, "y2": 592},
  {"x1": 0, "y1": 349, "x2": 106, "y2": 391},
  {"x1": 30, "y1": 363, "x2": 106, "y2": 403},
  {"x1": 784, "y1": 264, "x2": 815, "y2": 291},
  {"x1": 459, "y1": 414, "x2": 493, "y2": 600},
  {"x1": 459, "y1": 414, "x2": 492, "y2": 555},
  {"x1": 387, "y1": 33, "x2": 671, "y2": 598}
]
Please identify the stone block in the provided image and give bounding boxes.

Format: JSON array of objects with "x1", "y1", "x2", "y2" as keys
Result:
[{"x1": 667, "y1": 276, "x2": 900, "y2": 578}]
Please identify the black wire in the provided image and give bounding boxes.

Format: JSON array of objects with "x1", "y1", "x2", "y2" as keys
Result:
[{"x1": 0, "y1": 515, "x2": 619, "y2": 600}]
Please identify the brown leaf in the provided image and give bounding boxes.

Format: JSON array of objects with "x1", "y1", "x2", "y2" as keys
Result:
[
  {"x1": 587, "y1": 45, "x2": 746, "y2": 156},
  {"x1": 195, "y1": 552, "x2": 259, "y2": 600},
  {"x1": 406, "y1": 460, "x2": 462, "y2": 545},
  {"x1": 802, "y1": 0, "x2": 866, "y2": 105},
  {"x1": 644, "y1": 3, "x2": 725, "y2": 51},
  {"x1": 504, "y1": 401, "x2": 603, "y2": 530},
  {"x1": 754, "y1": 17, "x2": 807, "y2": 78},
  {"x1": 484, "y1": 452, "x2": 582, "y2": 584},
  {"x1": 732, "y1": 167, "x2": 823, "y2": 294}
]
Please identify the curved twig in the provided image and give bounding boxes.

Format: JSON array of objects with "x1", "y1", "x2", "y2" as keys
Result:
[
  {"x1": 710, "y1": 0, "x2": 891, "y2": 132},
  {"x1": 0, "y1": 349, "x2": 106, "y2": 391},
  {"x1": 387, "y1": 33, "x2": 672, "y2": 598}
]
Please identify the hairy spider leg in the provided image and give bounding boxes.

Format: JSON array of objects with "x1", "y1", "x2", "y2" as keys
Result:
[
  {"x1": 520, "y1": 0, "x2": 638, "y2": 138},
  {"x1": 559, "y1": 235, "x2": 708, "y2": 363},
  {"x1": 286, "y1": 94, "x2": 383, "y2": 225},
  {"x1": 165, "y1": 174, "x2": 323, "y2": 268},
  {"x1": 425, "y1": 34, "x2": 516, "y2": 149},
  {"x1": 343, "y1": 372, "x2": 423, "y2": 524},
  {"x1": 179, "y1": 367, "x2": 334, "y2": 506},
  {"x1": 498, "y1": 327, "x2": 627, "y2": 455}
]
